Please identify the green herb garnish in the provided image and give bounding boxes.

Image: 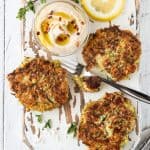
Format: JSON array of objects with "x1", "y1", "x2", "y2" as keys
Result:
[
  {"x1": 106, "y1": 76, "x2": 112, "y2": 81},
  {"x1": 72, "y1": 0, "x2": 80, "y2": 3},
  {"x1": 27, "y1": 1, "x2": 35, "y2": 13},
  {"x1": 16, "y1": 0, "x2": 35, "y2": 20},
  {"x1": 67, "y1": 122, "x2": 77, "y2": 137},
  {"x1": 99, "y1": 114, "x2": 107, "y2": 122},
  {"x1": 43, "y1": 119, "x2": 52, "y2": 129},
  {"x1": 16, "y1": 7, "x2": 27, "y2": 20},
  {"x1": 36, "y1": 114, "x2": 43, "y2": 123},
  {"x1": 40, "y1": 0, "x2": 46, "y2": 4}
]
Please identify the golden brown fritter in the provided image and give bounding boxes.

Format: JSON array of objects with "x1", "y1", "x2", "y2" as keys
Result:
[
  {"x1": 82, "y1": 26, "x2": 141, "y2": 81},
  {"x1": 78, "y1": 92, "x2": 136, "y2": 150},
  {"x1": 7, "y1": 57, "x2": 69, "y2": 111}
]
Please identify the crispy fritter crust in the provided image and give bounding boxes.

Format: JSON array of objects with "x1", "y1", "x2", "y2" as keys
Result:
[
  {"x1": 7, "y1": 57, "x2": 69, "y2": 111},
  {"x1": 82, "y1": 26, "x2": 141, "y2": 81},
  {"x1": 78, "y1": 92, "x2": 136, "y2": 150}
]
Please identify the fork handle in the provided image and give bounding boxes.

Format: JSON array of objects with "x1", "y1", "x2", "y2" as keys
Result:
[{"x1": 102, "y1": 78, "x2": 150, "y2": 104}]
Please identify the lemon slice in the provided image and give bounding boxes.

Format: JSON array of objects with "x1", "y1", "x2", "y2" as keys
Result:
[{"x1": 81, "y1": 0, "x2": 125, "y2": 21}]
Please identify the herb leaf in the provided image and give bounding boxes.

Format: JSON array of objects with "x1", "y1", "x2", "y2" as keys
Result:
[
  {"x1": 72, "y1": 0, "x2": 80, "y2": 3},
  {"x1": 27, "y1": 1, "x2": 35, "y2": 13},
  {"x1": 16, "y1": 0, "x2": 35, "y2": 20},
  {"x1": 67, "y1": 122, "x2": 77, "y2": 137},
  {"x1": 16, "y1": 7, "x2": 27, "y2": 20},
  {"x1": 36, "y1": 114, "x2": 43, "y2": 123},
  {"x1": 99, "y1": 114, "x2": 107, "y2": 122},
  {"x1": 44, "y1": 119, "x2": 52, "y2": 129},
  {"x1": 40, "y1": 0, "x2": 46, "y2": 4}
]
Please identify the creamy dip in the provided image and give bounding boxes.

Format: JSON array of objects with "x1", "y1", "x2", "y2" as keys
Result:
[{"x1": 34, "y1": 1, "x2": 89, "y2": 56}]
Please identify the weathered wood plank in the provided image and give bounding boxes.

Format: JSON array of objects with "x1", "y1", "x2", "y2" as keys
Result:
[
  {"x1": 139, "y1": 0, "x2": 150, "y2": 130},
  {"x1": 3, "y1": 0, "x2": 28, "y2": 149}
]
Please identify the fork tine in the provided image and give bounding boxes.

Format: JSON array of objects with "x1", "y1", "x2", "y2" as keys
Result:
[
  {"x1": 60, "y1": 58, "x2": 78, "y2": 66},
  {"x1": 61, "y1": 64, "x2": 76, "y2": 74},
  {"x1": 57, "y1": 58, "x2": 84, "y2": 74},
  {"x1": 75, "y1": 64, "x2": 84, "y2": 75},
  {"x1": 61, "y1": 62, "x2": 77, "y2": 70}
]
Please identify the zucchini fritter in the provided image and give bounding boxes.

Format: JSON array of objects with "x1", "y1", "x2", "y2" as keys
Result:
[
  {"x1": 7, "y1": 57, "x2": 69, "y2": 111},
  {"x1": 82, "y1": 26, "x2": 141, "y2": 81},
  {"x1": 78, "y1": 92, "x2": 136, "y2": 150}
]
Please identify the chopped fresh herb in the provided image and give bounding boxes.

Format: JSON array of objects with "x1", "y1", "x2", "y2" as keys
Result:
[
  {"x1": 43, "y1": 119, "x2": 52, "y2": 129},
  {"x1": 89, "y1": 19, "x2": 94, "y2": 23},
  {"x1": 72, "y1": 0, "x2": 80, "y2": 3},
  {"x1": 16, "y1": 0, "x2": 35, "y2": 20},
  {"x1": 99, "y1": 114, "x2": 107, "y2": 122},
  {"x1": 106, "y1": 76, "x2": 112, "y2": 81},
  {"x1": 109, "y1": 52, "x2": 115, "y2": 58},
  {"x1": 40, "y1": 0, "x2": 46, "y2": 4},
  {"x1": 36, "y1": 114, "x2": 43, "y2": 123},
  {"x1": 100, "y1": 69, "x2": 105, "y2": 72},
  {"x1": 67, "y1": 122, "x2": 77, "y2": 137},
  {"x1": 27, "y1": 1, "x2": 35, "y2": 13},
  {"x1": 16, "y1": 7, "x2": 27, "y2": 20}
]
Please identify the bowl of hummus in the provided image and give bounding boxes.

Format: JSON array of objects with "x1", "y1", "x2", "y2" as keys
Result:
[{"x1": 34, "y1": 0, "x2": 89, "y2": 56}]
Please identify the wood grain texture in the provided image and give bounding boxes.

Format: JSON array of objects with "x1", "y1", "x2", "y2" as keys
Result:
[
  {"x1": 139, "y1": 0, "x2": 150, "y2": 130},
  {"x1": 3, "y1": 0, "x2": 27, "y2": 149}
]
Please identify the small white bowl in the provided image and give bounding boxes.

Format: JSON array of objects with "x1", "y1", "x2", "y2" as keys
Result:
[{"x1": 33, "y1": 0, "x2": 89, "y2": 56}]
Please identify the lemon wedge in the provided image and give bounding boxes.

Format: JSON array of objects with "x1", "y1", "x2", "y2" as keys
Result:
[{"x1": 81, "y1": 0, "x2": 125, "y2": 21}]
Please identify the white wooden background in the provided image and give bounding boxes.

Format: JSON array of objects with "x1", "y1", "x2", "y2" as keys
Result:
[{"x1": 0, "y1": 0, "x2": 150, "y2": 150}]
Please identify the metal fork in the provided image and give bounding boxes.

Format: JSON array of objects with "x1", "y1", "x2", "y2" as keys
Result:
[
  {"x1": 60, "y1": 58, "x2": 84, "y2": 75},
  {"x1": 61, "y1": 59, "x2": 150, "y2": 104},
  {"x1": 134, "y1": 128, "x2": 150, "y2": 150}
]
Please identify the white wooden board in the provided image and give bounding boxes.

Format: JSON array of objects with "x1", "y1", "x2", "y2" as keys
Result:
[{"x1": 139, "y1": 0, "x2": 150, "y2": 130}]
